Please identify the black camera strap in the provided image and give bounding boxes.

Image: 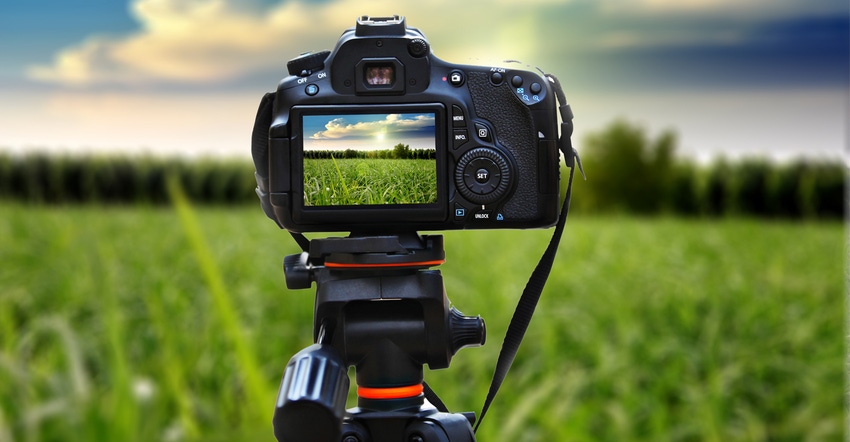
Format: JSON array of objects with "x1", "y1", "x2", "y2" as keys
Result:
[{"x1": 471, "y1": 73, "x2": 582, "y2": 432}]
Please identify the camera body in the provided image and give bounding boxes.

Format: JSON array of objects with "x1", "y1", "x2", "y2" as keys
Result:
[{"x1": 257, "y1": 15, "x2": 561, "y2": 233}]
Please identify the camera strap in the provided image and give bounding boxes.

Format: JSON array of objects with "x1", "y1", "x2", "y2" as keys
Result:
[{"x1": 470, "y1": 72, "x2": 582, "y2": 432}]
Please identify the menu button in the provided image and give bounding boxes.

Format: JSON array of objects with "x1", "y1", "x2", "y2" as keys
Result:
[{"x1": 452, "y1": 105, "x2": 466, "y2": 127}]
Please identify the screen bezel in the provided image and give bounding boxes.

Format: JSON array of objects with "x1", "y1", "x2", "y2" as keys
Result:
[{"x1": 290, "y1": 104, "x2": 448, "y2": 226}]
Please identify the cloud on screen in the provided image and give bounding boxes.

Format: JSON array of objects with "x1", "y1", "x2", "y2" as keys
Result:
[{"x1": 309, "y1": 114, "x2": 435, "y2": 140}]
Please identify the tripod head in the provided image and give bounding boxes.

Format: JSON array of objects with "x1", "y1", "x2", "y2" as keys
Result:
[{"x1": 274, "y1": 233, "x2": 486, "y2": 442}]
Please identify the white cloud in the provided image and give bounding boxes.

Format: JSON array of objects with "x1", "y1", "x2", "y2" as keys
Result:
[
  {"x1": 28, "y1": 0, "x2": 351, "y2": 85},
  {"x1": 310, "y1": 114, "x2": 435, "y2": 140},
  {"x1": 25, "y1": 0, "x2": 844, "y2": 87},
  {"x1": 26, "y1": 0, "x2": 564, "y2": 87}
]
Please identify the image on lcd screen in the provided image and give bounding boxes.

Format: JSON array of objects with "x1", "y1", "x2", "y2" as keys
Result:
[{"x1": 302, "y1": 113, "x2": 437, "y2": 206}]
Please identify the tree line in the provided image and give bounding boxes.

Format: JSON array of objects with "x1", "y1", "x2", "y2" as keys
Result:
[
  {"x1": 0, "y1": 121, "x2": 844, "y2": 218},
  {"x1": 305, "y1": 144, "x2": 436, "y2": 160},
  {"x1": 570, "y1": 119, "x2": 844, "y2": 219},
  {"x1": 0, "y1": 153, "x2": 256, "y2": 205}
]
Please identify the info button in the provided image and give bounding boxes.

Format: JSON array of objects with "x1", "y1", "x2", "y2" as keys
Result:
[{"x1": 453, "y1": 129, "x2": 469, "y2": 149}]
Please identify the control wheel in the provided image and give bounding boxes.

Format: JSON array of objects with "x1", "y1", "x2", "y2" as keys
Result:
[{"x1": 454, "y1": 147, "x2": 512, "y2": 205}]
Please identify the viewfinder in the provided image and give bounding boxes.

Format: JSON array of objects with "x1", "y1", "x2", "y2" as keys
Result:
[
  {"x1": 365, "y1": 64, "x2": 395, "y2": 86},
  {"x1": 355, "y1": 58, "x2": 405, "y2": 94}
]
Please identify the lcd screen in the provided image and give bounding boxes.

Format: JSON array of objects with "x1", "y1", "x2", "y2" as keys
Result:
[{"x1": 302, "y1": 112, "x2": 438, "y2": 206}]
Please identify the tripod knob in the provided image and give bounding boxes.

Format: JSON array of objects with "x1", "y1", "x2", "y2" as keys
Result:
[
  {"x1": 273, "y1": 344, "x2": 349, "y2": 442},
  {"x1": 448, "y1": 307, "x2": 486, "y2": 355},
  {"x1": 283, "y1": 253, "x2": 313, "y2": 290}
]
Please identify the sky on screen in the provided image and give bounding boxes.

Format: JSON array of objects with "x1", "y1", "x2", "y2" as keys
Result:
[
  {"x1": 0, "y1": 0, "x2": 847, "y2": 162},
  {"x1": 303, "y1": 113, "x2": 436, "y2": 151}
]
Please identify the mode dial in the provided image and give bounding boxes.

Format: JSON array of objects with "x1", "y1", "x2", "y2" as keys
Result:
[{"x1": 287, "y1": 51, "x2": 331, "y2": 77}]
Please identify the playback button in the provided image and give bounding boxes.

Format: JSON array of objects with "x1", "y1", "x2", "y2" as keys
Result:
[{"x1": 454, "y1": 204, "x2": 467, "y2": 219}]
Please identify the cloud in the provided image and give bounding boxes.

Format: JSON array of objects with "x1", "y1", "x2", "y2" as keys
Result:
[
  {"x1": 24, "y1": 0, "x2": 586, "y2": 87},
  {"x1": 25, "y1": 0, "x2": 848, "y2": 89},
  {"x1": 28, "y1": 0, "x2": 352, "y2": 85},
  {"x1": 310, "y1": 114, "x2": 435, "y2": 140}
]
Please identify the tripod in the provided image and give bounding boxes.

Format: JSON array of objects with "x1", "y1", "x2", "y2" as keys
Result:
[{"x1": 273, "y1": 233, "x2": 486, "y2": 442}]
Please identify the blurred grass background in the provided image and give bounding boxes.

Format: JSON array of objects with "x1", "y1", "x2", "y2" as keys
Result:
[
  {"x1": 0, "y1": 205, "x2": 842, "y2": 441},
  {"x1": 0, "y1": 120, "x2": 845, "y2": 441}
]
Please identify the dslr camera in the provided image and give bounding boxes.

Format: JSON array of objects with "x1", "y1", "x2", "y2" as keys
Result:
[{"x1": 254, "y1": 15, "x2": 561, "y2": 233}]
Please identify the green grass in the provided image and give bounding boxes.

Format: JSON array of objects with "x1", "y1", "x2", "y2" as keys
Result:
[
  {"x1": 304, "y1": 158, "x2": 437, "y2": 206},
  {"x1": 0, "y1": 203, "x2": 843, "y2": 441}
]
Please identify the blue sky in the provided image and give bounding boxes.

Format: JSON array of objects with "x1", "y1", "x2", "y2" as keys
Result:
[{"x1": 0, "y1": 0, "x2": 847, "y2": 161}]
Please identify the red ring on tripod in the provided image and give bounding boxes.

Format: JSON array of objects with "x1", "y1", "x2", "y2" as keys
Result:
[
  {"x1": 357, "y1": 384, "x2": 424, "y2": 400},
  {"x1": 325, "y1": 259, "x2": 445, "y2": 269}
]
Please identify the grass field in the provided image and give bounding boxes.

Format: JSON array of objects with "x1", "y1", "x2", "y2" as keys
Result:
[
  {"x1": 304, "y1": 158, "x2": 437, "y2": 206},
  {"x1": 0, "y1": 202, "x2": 844, "y2": 441}
]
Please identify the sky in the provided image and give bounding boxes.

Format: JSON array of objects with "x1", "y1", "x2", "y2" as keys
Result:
[
  {"x1": 304, "y1": 113, "x2": 436, "y2": 151},
  {"x1": 0, "y1": 0, "x2": 847, "y2": 162}
]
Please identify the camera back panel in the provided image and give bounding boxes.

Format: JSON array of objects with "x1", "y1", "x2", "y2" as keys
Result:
[{"x1": 261, "y1": 16, "x2": 561, "y2": 233}]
